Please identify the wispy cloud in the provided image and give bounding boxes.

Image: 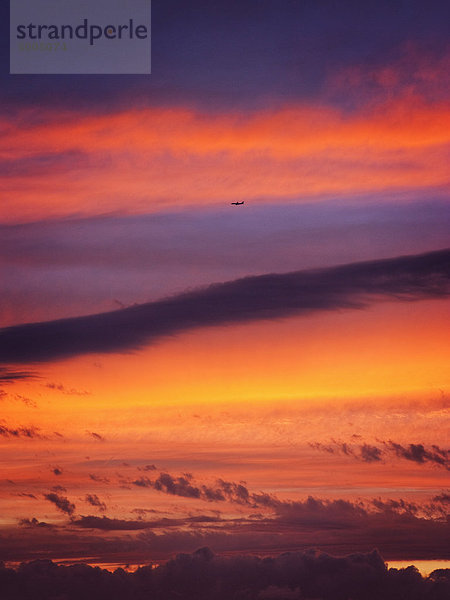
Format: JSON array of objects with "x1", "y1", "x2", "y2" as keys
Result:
[
  {"x1": 51, "y1": 485, "x2": 67, "y2": 493},
  {"x1": 43, "y1": 493, "x2": 75, "y2": 516},
  {"x1": 0, "y1": 368, "x2": 36, "y2": 383},
  {"x1": 89, "y1": 473, "x2": 110, "y2": 484},
  {"x1": 384, "y1": 441, "x2": 449, "y2": 469},
  {"x1": 84, "y1": 494, "x2": 107, "y2": 512},
  {"x1": 0, "y1": 389, "x2": 37, "y2": 407},
  {"x1": 310, "y1": 439, "x2": 450, "y2": 469},
  {"x1": 2, "y1": 92, "x2": 449, "y2": 224},
  {"x1": 14, "y1": 492, "x2": 37, "y2": 500},
  {"x1": 45, "y1": 382, "x2": 90, "y2": 396},
  {"x1": 0, "y1": 423, "x2": 42, "y2": 439},
  {"x1": 137, "y1": 464, "x2": 157, "y2": 472},
  {"x1": 86, "y1": 431, "x2": 105, "y2": 441}
]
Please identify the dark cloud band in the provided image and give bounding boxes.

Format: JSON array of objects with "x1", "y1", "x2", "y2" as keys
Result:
[
  {"x1": 0, "y1": 249, "x2": 448, "y2": 365},
  {"x1": 1, "y1": 547, "x2": 449, "y2": 599}
]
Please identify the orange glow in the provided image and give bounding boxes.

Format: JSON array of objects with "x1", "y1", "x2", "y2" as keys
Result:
[
  {"x1": 3, "y1": 299, "x2": 448, "y2": 444},
  {"x1": 2, "y1": 3, "x2": 450, "y2": 572},
  {"x1": 2, "y1": 293, "x2": 448, "y2": 560},
  {"x1": 1, "y1": 98, "x2": 449, "y2": 222}
]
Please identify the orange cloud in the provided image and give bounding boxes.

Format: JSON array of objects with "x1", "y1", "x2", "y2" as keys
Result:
[{"x1": 1, "y1": 97, "x2": 449, "y2": 222}]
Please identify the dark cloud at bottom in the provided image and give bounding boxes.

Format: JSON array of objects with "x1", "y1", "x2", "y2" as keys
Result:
[
  {"x1": 1, "y1": 548, "x2": 449, "y2": 600},
  {"x1": 0, "y1": 249, "x2": 448, "y2": 366}
]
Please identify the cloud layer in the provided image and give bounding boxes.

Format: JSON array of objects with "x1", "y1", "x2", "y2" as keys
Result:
[{"x1": 0, "y1": 249, "x2": 448, "y2": 365}]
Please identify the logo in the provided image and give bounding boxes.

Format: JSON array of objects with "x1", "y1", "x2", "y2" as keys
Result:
[{"x1": 10, "y1": 0, "x2": 151, "y2": 74}]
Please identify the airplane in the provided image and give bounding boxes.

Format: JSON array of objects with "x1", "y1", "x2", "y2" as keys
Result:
[{"x1": 231, "y1": 201, "x2": 244, "y2": 205}]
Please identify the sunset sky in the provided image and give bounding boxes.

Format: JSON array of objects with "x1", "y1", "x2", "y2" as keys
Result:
[{"x1": 0, "y1": 0, "x2": 449, "y2": 578}]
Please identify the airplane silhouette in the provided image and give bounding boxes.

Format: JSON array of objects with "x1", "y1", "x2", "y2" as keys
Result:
[{"x1": 231, "y1": 201, "x2": 244, "y2": 205}]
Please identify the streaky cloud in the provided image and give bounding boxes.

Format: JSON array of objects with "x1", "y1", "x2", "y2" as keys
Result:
[
  {"x1": 132, "y1": 472, "x2": 253, "y2": 505},
  {"x1": 89, "y1": 473, "x2": 110, "y2": 484},
  {"x1": 0, "y1": 249, "x2": 448, "y2": 365},
  {"x1": 72, "y1": 515, "x2": 185, "y2": 531},
  {"x1": 385, "y1": 441, "x2": 450, "y2": 469},
  {"x1": 43, "y1": 493, "x2": 75, "y2": 516},
  {"x1": 87, "y1": 431, "x2": 105, "y2": 441},
  {"x1": 0, "y1": 368, "x2": 37, "y2": 383},
  {"x1": 84, "y1": 494, "x2": 107, "y2": 512},
  {"x1": 310, "y1": 438, "x2": 450, "y2": 469},
  {"x1": 0, "y1": 424, "x2": 42, "y2": 440}
]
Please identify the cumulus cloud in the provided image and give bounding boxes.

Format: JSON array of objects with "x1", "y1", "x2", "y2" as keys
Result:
[
  {"x1": 0, "y1": 249, "x2": 448, "y2": 365},
  {"x1": 433, "y1": 493, "x2": 450, "y2": 504},
  {"x1": 43, "y1": 493, "x2": 75, "y2": 516}
]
